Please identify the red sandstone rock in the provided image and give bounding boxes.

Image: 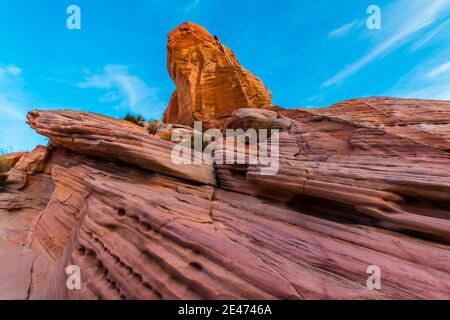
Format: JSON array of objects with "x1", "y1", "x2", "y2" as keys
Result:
[
  {"x1": 17, "y1": 148, "x2": 450, "y2": 300},
  {"x1": 1, "y1": 98, "x2": 443, "y2": 300},
  {"x1": 0, "y1": 152, "x2": 26, "y2": 167},
  {"x1": 217, "y1": 99, "x2": 450, "y2": 242},
  {"x1": 6, "y1": 146, "x2": 49, "y2": 190},
  {"x1": 163, "y1": 22, "x2": 272, "y2": 126},
  {"x1": 0, "y1": 23, "x2": 449, "y2": 300},
  {"x1": 27, "y1": 110, "x2": 216, "y2": 186}
]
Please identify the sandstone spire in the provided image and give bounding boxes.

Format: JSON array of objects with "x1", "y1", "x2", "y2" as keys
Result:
[{"x1": 163, "y1": 22, "x2": 272, "y2": 126}]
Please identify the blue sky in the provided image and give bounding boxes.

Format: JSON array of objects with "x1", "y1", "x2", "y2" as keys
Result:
[{"x1": 1, "y1": 0, "x2": 449, "y2": 152}]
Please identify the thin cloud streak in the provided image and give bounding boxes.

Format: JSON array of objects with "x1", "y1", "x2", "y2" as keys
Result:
[
  {"x1": 322, "y1": 0, "x2": 450, "y2": 88},
  {"x1": 328, "y1": 21, "x2": 358, "y2": 38},
  {"x1": 0, "y1": 64, "x2": 26, "y2": 120},
  {"x1": 77, "y1": 65, "x2": 165, "y2": 119},
  {"x1": 426, "y1": 60, "x2": 450, "y2": 79},
  {"x1": 390, "y1": 52, "x2": 450, "y2": 101},
  {"x1": 0, "y1": 63, "x2": 49, "y2": 152},
  {"x1": 410, "y1": 18, "x2": 450, "y2": 52},
  {"x1": 184, "y1": 0, "x2": 200, "y2": 12}
]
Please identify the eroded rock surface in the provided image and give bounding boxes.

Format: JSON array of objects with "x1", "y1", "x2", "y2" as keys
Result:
[
  {"x1": 0, "y1": 23, "x2": 449, "y2": 300},
  {"x1": 0, "y1": 147, "x2": 53, "y2": 300},
  {"x1": 0, "y1": 96, "x2": 446, "y2": 300},
  {"x1": 163, "y1": 22, "x2": 272, "y2": 126},
  {"x1": 27, "y1": 110, "x2": 216, "y2": 186},
  {"x1": 216, "y1": 100, "x2": 450, "y2": 242}
]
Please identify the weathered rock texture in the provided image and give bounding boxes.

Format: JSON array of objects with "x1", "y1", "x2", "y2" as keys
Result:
[
  {"x1": 0, "y1": 23, "x2": 449, "y2": 300},
  {"x1": 0, "y1": 96, "x2": 448, "y2": 300},
  {"x1": 163, "y1": 22, "x2": 272, "y2": 126},
  {"x1": 27, "y1": 110, "x2": 215, "y2": 186}
]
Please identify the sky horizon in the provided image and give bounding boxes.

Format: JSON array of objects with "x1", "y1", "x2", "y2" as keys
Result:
[{"x1": 1, "y1": 0, "x2": 450, "y2": 152}]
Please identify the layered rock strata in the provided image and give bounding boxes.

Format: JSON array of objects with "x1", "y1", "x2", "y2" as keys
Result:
[{"x1": 0, "y1": 22, "x2": 449, "y2": 300}]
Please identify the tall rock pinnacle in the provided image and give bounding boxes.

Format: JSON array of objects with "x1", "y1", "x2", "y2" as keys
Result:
[{"x1": 163, "y1": 22, "x2": 273, "y2": 126}]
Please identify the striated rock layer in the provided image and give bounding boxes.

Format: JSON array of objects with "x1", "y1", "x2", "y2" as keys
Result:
[
  {"x1": 0, "y1": 96, "x2": 448, "y2": 300},
  {"x1": 163, "y1": 22, "x2": 272, "y2": 126}
]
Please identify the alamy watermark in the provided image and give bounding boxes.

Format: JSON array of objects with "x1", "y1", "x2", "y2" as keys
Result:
[
  {"x1": 65, "y1": 4, "x2": 380, "y2": 32},
  {"x1": 170, "y1": 121, "x2": 280, "y2": 176},
  {"x1": 366, "y1": 265, "x2": 382, "y2": 290},
  {"x1": 367, "y1": 5, "x2": 382, "y2": 30},
  {"x1": 67, "y1": 5, "x2": 81, "y2": 30},
  {"x1": 65, "y1": 265, "x2": 81, "y2": 290}
]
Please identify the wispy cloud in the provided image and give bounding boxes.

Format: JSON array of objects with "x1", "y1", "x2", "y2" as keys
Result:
[
  {"x1": 42, "y1": 75, "x2": 75, "y2": 86},
  {"x1": 328, "y1": 21, "x2": 358, "y2": 39},
  {"x1": 390, "y1": 52, "x2": 450, "y2": 101},
  {"x1": 0, "y1": 97, "x2": 24, "y2": 120},
  {"x1": 0, "y1": 63, "x2": 49, "y2": 152},
  {"x1": 410, "y1": 18, "x2": 450, "y2": 52},
  {"x1": 0, "y1": 65, "x2": 22, "y2": 76},
  {"x1": 77, "y1": 65, "x2": 165, "y2": 119},
  {"x1": 425, "y1": 60, "x2": 450, "y2": 79},
  {"x1": 408, "y1": 65, "x2": 450, "y2": 100},
  {"x1": 322, "y1": 0, "x2": 450, "y2": 88},
  {"x1": 183, "y1": 0, "x2": 200, "y2": 12},
  {"x1": 398, "y1": 78, "x2": 450, "y2": 101},
  {"x1": 0, "y1": 64, "x2": 26, "y2": 120}
]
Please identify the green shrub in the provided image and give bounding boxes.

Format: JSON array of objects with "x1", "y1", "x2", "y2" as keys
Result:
[
  {"x1": 0, "y1": 157, "x2": 12, "y2": 186},
  {"x1": 147, "y1": 121, "x2": 160, "y2": 135},
  {"x1": 123, "y1": 113, "x2": 145, "y2": 127},
  {"x1": 160, "y1": 132, "x2": 172, "y2": 141},
  {"x1": 190, "y1": 134, "x2": 209, "y2": 151}
]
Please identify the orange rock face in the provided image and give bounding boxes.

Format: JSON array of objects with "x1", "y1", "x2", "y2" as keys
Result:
[{"x1": 163, "y1": 22, "x2": 272, "y2": 126}]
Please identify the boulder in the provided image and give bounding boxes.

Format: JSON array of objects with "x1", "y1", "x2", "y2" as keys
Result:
[{"x1": 163, "y1": 22, "x2": 272, "y2": 126}]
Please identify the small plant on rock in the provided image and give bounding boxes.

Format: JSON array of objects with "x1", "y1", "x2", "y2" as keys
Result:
[
  {"x1": 190, "y1": 134, "x2": 209, "y2": 151},
  {"x1": 123, "y1": 113, "x2": 145, "y2": 127},
  {"x1": 147, "y1": 120, "x2": 160, "y2": 135},
  {"x1": 0, "y1": 157, "x2": 12, "y2": 186},
  {"x1": 160, "y1": 132, "x2": 172, "y2": 142}
]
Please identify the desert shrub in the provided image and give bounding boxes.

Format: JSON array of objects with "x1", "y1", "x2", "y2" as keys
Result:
[
  {"x1": 160, "y1": 132, "x2": 172, "y2": 141},
  {"x1": 190, "y1": 134, "x2": 209, "y2": 151},
  {"x1": 123, "y1": 113, "x2": 145, "y2": 127},
  {"x1": 0, "y1": 157, "x2": 12, "y2": 186},
  {"x1": 249, "y1": 120, "x2": 270, "y2": 131},
  {"x1": 147, "y1": 121, "x2": 160, "y2": 135}
]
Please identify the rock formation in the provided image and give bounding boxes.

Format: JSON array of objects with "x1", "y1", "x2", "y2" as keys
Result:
[
  {"x1": 0, "y1": 23, "x2": 449, "y2": 300},
  {"x1": 163, "y1": 22, "x2": 272, "y2": 126}
]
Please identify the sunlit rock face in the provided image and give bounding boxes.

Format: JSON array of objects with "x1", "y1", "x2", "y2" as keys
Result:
[
  {"x1": 0, "y1": 22, "x2": 449, "y2": 300},
  {"x1": 163, "y1": 22, "x2": 273, "y2": 126}
]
